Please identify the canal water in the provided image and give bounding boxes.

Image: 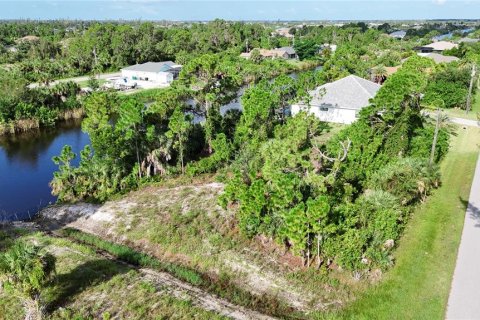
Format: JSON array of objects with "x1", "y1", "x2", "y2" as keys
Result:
[{"x1": 0, "y1": 119, "x2": 89, "y2": 221}]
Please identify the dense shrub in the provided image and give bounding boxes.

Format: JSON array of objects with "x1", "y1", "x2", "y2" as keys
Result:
[{"x1": 367, "y1": 157, "x2": 440, "y2": 205}]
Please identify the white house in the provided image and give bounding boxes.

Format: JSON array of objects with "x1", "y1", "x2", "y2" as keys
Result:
[
  {"x1": 291, "y1": 75, "x2": 381, "y2": 124},
  {"x1": 389, "y1": 30, "x2": 407, "y2": 39},
  {"x1": 121, "y1": 61, "x2": 182, "y2": 87}
]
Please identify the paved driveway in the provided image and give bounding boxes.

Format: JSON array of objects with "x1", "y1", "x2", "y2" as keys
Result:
[{"x1": 446, "y1": 148, "x2": 480, "y2": 319}]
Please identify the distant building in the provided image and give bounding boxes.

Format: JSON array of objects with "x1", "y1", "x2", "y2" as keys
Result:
[
  {"x1": 389, "y1": 30, "x2": 407, "y2": 39},
  {"x1": 459, "y1": 38, "x2": 480, "y2": 43},
  {"x1": 120, "y1": 61, "x2": 182, "y2": 86},
  {"x1": 417, "y1": 53, "x2": 460, "y2": 64},
  {"x1": 291, "y1": 75, "x2": 381, "y2": 124},
  {"x1": 275, "y1": 47, "x2": 298, "y2": 59},
  {"x1": 15, "y1": 35, "x2": 40, "y2": 43},
  {"x1": 414, "y1": 41, "x2": 458, "y2": 53},
  {"x1": 319, "y1": 43, "x2": 337, "y2": 53},
  {"x1": 272, "y1": 27, "x2": 294, "y2": 38},
  {"x1": 240, "y1": 47, "x2": 298, "y2": 60}
]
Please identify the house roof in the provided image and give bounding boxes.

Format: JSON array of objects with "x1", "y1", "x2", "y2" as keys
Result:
[
  {"x1": 121, "y1": 61, "x2": 177, "y2": 73},
  {"x1": 16, "y1": 35, "x2": 40, "y2": 43},
  {"x1": 389, "y1": 30, "x2": 407, "y2": 38},
  {"x1": 424, "y1": 41, "x2": 458, "y2": 51},
  {"x1": 372, "y1": 65, "x2": 400, "y2": 76},
  {"x1": 385, "y1": 66, "x2": 400, "y2": 76},
  {"x1": 302, "y1": 75, "x2": 381, "y2": 111},
  {"x1": 275, "y1": 47, "x2": 296, "y2": 55},
  {"x1": 459, "y1": 38, "x2": 480, "y2": 43},
  {"x1": 418, "y1": 53, "x2": 460, "y2": 64}
]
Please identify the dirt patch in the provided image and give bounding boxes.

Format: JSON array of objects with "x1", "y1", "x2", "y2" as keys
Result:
[
  {"x1": 140, "y1": 268, "x2": 276, "y2": 320},
  {"x1": 38, "y1": 182, "x2": 337, "y2": 313}
]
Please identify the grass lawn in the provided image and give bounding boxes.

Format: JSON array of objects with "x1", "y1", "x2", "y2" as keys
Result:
[
  {"x1": 0, "y1": 230, "x2": 226, "y2": 320},
  {"x1": 319, "y1": 125, "x2": 480, "y2": 320},
  {"x1": 444, "y1": 91, "x2": 480, "y2": 121}
]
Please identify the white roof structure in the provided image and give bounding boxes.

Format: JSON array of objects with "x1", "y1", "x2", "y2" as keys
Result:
[
  {"x1": 389, "y1": 30, "x2": 407, "y2": 39},
  {"x1": 303, "y1": 75, "x2": 381, "y2": 110},
  {"x1": 418, "y1": 53, "x2": 460, "y2": 64},
  {"x1": 424, "y1": 41, "x2": 458, "y2": 51},
  {"x1": 121, "y1": 61, "x2": 180, "y2": 73}
]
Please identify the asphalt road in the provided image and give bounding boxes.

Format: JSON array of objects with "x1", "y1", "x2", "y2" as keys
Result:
[
  {"x1": 446, "y1": 134, "x2": 480, "y2": 319},
  {"x1": 450, "y1": 117, "x2": 480, "y2": 128},
  {"x1": 28, "y1": 72, "x2": 121, "y2": 88}
]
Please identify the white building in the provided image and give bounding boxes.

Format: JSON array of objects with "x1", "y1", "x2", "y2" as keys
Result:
[
  {"x1": 291, "y1": 75, "x2": 381, "y2": 124},
  {"x1": 120, "y1": 61, "x2": 182, "y2": 87}
]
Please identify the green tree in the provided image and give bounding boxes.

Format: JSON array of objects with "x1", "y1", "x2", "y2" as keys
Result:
[
  {"x1": 294, "y1": 39, "x2": 319, "y2": 60},
  {"x1": 166, "y1": 105, "x2": 191, "y2": 173}
]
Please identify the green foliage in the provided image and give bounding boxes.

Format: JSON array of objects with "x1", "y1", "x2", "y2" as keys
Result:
[
  {"x1": 294, "y1": 39, "x2": 319, "y2": 60},
  {"x1": 0, "y1": 71, "x2": 80, "y2": 128},
  {"x1": 409, "y1": 125, "x2": 450, "y2": 162},
  {"x1": 367, "y1": 157, "x2": 441, "y2": 205},
  {"x1": 167, "y1": 105, "x2": 192, "y2": 173},
  {"x1": 423, "y1": 64, "x2": 471, "y2": 109},
  {"x1": 222, "y1": 55, "x2": 447, "y2": 271},
  {"x1": 0, "y1": 240, "x2": 56, "y2": 300},
  {"x1": 186, "y1": 133, "x2": 232, "y2": 175},
  {"x1": 60, "y1": 228, "x2": 203, "y2": 286}
]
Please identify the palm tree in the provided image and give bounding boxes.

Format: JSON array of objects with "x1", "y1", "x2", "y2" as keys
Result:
[
  {"x1": 372, "y1": 65, "x2": 388, "y2": 84},
  {"x1": 422, "y1": 100, "x2": 452, "y2": 167}
]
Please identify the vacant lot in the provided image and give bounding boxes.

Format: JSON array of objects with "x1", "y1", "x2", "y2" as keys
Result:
[{"x1": 0, "y1": 229, "x2": 229, "y2": 320}]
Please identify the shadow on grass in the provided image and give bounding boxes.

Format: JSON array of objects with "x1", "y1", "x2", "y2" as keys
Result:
[
  {"x1": 45, "y1": 258, "x2": 131, "y2": 313},
  {"x1": 459, "y1": 197, "x2": 480, "y2": 227}
]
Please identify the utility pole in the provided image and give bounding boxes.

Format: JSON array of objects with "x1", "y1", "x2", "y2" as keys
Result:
[
  {"x1": 430, "y1": 108, "x2": 441, "y2": 167},
  {"x1": 92, "y1": 46, "x2": 101, "y2": 80},
  {"x1": 466, "y1": 63, "x2": 476, "y2": 114}
]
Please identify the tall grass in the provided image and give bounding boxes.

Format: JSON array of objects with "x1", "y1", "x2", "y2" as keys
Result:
[{"x1": 60, "y1": 227, "x2": 299, "y2": 319}]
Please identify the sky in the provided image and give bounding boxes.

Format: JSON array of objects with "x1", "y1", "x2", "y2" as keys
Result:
[{"x1": 0, "y1": 0, "x2": 479, "y2": 21}]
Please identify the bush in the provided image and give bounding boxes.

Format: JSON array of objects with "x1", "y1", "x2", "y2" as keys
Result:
[
  {"x1": 409, "y1": 126, "x2": 450, "y2": 163},
  {"x1": 367, "y1": 157, "x2": 440, "y2": 205}
]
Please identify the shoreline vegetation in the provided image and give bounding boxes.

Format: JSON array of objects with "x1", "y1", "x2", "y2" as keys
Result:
[
  {"x1": 0, "y1": 107, "x2": 84, "y2": 135},
  {"x1": 0, "y1": 59, "x2": 319, "y2": 137}
]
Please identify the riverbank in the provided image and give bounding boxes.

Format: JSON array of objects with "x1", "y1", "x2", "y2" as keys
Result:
[
  {"x1": 0, "y1": 118, "x2": 90, "y2": 221},
  {"x1": 0, "y1": 107, "x2": 84, "y2": 136}
]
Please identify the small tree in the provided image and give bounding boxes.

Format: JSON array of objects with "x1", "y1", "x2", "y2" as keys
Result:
[
  {"x1": 0, "y1": 240, "x2": 56, "y2": 320},
  {"x1": 87, "y1": 74, "x2": 100, "y2": 91},
  {"x1": 250, "y1": 48, "x2": 263, "y2": 64},
  {"x1": 167, "y1": 106, "x2": 191, "y2": 173}
]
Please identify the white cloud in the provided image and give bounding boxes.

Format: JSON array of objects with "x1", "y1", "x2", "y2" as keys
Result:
[{"x1": 433, "y1": 0, "x2": 447, "y2": 5}]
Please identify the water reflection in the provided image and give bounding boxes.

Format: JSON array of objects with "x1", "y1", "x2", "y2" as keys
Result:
[{"x1": 0, "y1": 119, "x2": 89, "y2": 221}]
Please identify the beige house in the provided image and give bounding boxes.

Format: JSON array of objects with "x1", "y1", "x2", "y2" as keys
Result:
[
  {"x1": 240, "y1": 47, "x2": 297, "y2": 60},
  {"x1": 415, "y1": 41, "x2": 458, "y2": 53}
]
